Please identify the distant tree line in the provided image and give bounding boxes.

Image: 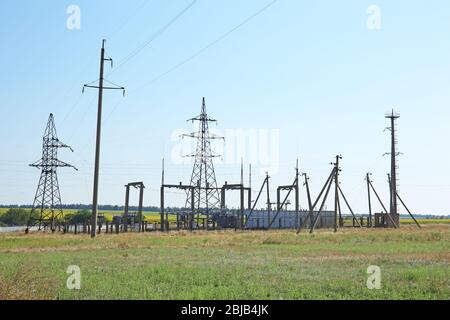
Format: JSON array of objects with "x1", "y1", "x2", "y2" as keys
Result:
[
  {"x1": 0, "y1": 204, "x2": 164, "y2": 212},
  {"x1": 0, "y1": 208, "x2": 37, "y2": 227},
  {"x1": 1, "y1": 206, "x2": 449, "y2": 227},
  {"x1": 0, "y1": 208, "x2": 92, "y2": 227},
  {"x1": 1, "y1": 205, "x2": 450, "y2": 218},
  {"x1": 0, "y1": 205, "x2": 191, "y2": 227}
]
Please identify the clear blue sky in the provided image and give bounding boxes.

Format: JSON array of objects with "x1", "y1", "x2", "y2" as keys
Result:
[{"x1": 1, "y1": 0, "x2": 449, "y2": 214}]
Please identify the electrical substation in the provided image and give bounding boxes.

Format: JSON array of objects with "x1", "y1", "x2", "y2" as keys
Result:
[
  {"x1": 26, "y1": 41, "x2": 421, "y2": 236},
  {"x1": 4, "y1": 1, "x2": 450, "y2": 304}
]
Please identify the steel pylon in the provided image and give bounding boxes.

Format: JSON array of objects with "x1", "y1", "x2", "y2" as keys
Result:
[
  {"x1": 183, "y1": 98, "x2": 223, "y2": 215},
  {"x1": 27, "y1": 113, "x2": 77, "y2": 232}
]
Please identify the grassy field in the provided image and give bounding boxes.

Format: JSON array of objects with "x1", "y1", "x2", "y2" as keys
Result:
[{"x1": 0, "y1": 224, "x2": 449, "y2": 300}]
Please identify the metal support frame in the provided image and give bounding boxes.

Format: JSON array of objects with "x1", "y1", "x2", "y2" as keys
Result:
[
  {"x1": 268, "y1": 161, "x2": 300, "y2": 229},
  {"x1": 27, "y1": 113, "x2": 77, "y2": 232},
  {"x1": 183, "y1": 98, "x2": 224, "y2": 218},
  {"x1": 220, "y1": 182, "x2": 250, "y2": 229},
  {"x1": 161, "y1": 183, "x2": 195, "y2": 232},
  {"x1": 123, "y1": 182, "x2": 145, "y2": 228}
]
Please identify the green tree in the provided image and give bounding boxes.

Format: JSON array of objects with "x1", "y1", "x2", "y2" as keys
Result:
[
  {"x1": 65, "y1": 209, "x2": 91, "y2": 224},
  {"x1": 0, "y1": 208, "x2": 37, "y2": 226}
]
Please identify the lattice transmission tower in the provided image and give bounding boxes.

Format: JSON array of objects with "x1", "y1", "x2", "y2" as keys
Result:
[
  {"x1": 27, "y1": 113, "x2": 77, "y2": 232},
  {"x1": 183, "y1": 97, "x2": 224, "y2": 215}
]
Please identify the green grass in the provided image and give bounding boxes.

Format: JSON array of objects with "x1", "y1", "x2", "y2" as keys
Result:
[{"x1": 0, "y1": 224, "x2": 449, "y2": 300}]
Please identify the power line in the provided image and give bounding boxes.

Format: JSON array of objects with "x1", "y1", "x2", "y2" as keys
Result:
[
  {"x1": 108, "y1": 0, "x2": 152, "y2": 41},
  {"x1": 59, "y1": 1, "x2": 199, "y2": 152},
  {"x1": 95, "y1": 0, "x2": 279, "y2": 133},
  {"x1": 107, "y1": 0, "x2": 198, "y2": 76},
  {"x1": 58, "y1": 1, "x2": 171, "y2": 136},
  {"x1": 130, "y1": 0, "x2": 279, "y2": 94},
  {"x1": 60, "y1": 93, "x2": 85, "y2": 126}
]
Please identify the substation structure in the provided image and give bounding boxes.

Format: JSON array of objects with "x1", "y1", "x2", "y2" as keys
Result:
[
  {"x1": 23, "y1": 42, "x2": 422, "y2": 236},
  {"x1": 28, "y1": 87, "x2": 421, "y2": 235},
  {"x1": 158, "y1": 157, "x2": 373, "y2": 233},
  {"x1": 155, "y1": 109, "x2": 423, "y2": 234}
]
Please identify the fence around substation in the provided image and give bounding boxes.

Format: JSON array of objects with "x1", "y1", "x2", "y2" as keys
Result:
[
  {"x1": 7, "y1": 210, "x2": 376, "y2": 235},
  {"x1": 243, "y1": 210, "x2": 336, "y2": 230}
]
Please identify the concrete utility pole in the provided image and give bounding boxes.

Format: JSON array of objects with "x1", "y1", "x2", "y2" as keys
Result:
[
  {"x1": 249, "y1": 164, "x2": 252, "y2": 191},
  {"x1": 91, "y1": 40, "x2": 105, "y2": 239},
  {"x1": 366, "y1": 173, "x2": 373, "y2": 227},
  {"x1": 385, "y1": 110, "x2": 400, "y2": 227},
  {"x1": 83, "y1": 40, "x2": 125, "y2": 238},
  {"x1": 295, "y1": 159, "x2": 300, "y2": 226},
  {"x1": 240, "y1": 158, "x2": 244, "y2": 185},
  {"x1": 303, "y1": 173, "x2": 313, "y2": 213},
  {"x1": 333, "y1": 155, "x2": 342, "y2": 232},
  {"x1": 266, "y1": 172, "x2": 271, "y2": 225}
]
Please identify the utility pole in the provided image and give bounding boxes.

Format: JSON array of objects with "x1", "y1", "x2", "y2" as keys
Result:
[
  {"x1": 388, "y1": 173, "x2": 393, "y2": 217},
  {"x1": 91, "y1": 40, "x2": 106, "y2": 239},
  {"x1": 333, "y1": 155, "x2": 342, "y2": 232},
  {"x1": 295, "y1": 159, "x2": 300, "y2": 227},
  {"x1": 161, "y1": 158, "x2": 165, "y2": 231},
  {"x1": 303, "y1": 173, "x2": 312, "y2": 212},
  {"x1": 249, "y1": 164, "x2": 252, "y2": 191},
  {"x1": 385, "y1": 110, "x2": 400, "y2": 227},
  {"x1": 83, "y1": 40, "x2": 125, "y2": 238},
  {"x1": 240, "y1": 158, "x2": 244, "y2": 186},
  {"x1": 248, "y1": 164, "x2": 252, "y2": 210},
  {"x1": 366, "y1": 173, "x2": 373, "y2": 227},
  {"x1": 266, "y1": 172, "x2": 271, "y2": 226}
]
